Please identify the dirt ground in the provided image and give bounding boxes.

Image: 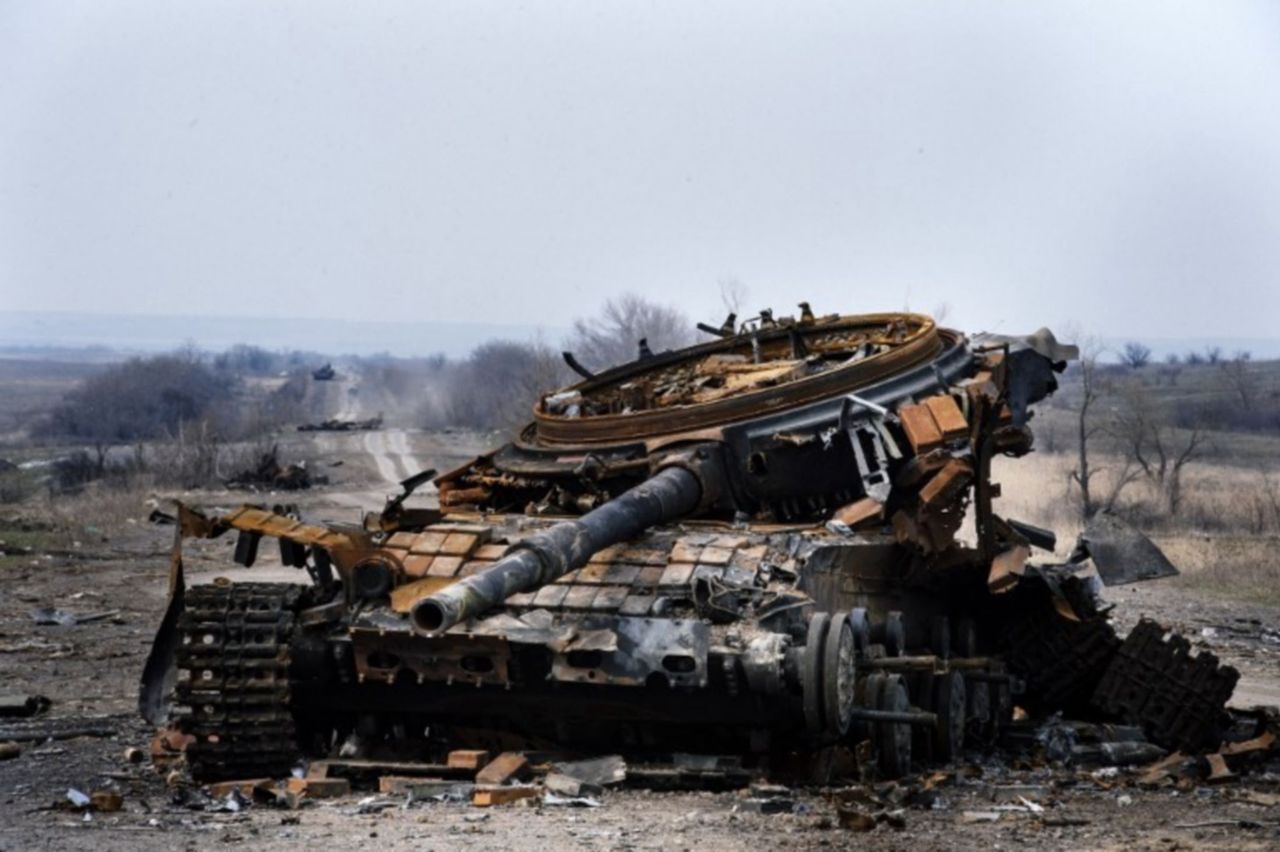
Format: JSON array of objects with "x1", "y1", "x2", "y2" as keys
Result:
[{"x1": 2, "y1": 429, "x2": 1279, "y2": 850}]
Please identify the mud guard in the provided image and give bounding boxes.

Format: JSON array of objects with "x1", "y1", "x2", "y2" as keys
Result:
[{"x1": 138, "y1": 521, "x2": 187, "y2": 724}]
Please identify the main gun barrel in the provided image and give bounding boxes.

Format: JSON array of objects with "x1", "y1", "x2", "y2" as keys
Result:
[{"x1": 411, "y1": 464, "x2": 703, "y2": 635}]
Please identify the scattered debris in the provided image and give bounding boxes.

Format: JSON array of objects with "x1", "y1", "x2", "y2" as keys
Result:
[
  {"x1": 150, "y1": 728, "x2": 195, "y2": 770},
  {"x1": 215, "y1": 790, "x2": 249, "y2": 813},
  {"x1": 90, "y1": 790, "x2": 124, "y2": 812},
  {"x1": 0, "y1": 719, "x2": 115, "y2": 743},
  {"x1": 353, "y1": 795, "x2": 398, "y2": 814},
  {"x1": 1239, "y1": 790, "x2": 1280, "y2": 807},
  {"x1": 1175, "y1": 819, "x2": 1267, "y2": 830},
  {"x1": 297, "y1": 416, "x2": 382, "y2": 432},
  {"x1": 542, "y1": 791, "x2": 603, "y2": 808},
  {"x1": 284, "y1": 777, "x2": 350, "y2": 799},
  {"x1": 207, "y1": 779, "x2": 276, "y2": 799},
  {"x1": 1205, "y1": 753, "x2": 1236, "y2": 783},
  {"x1": 379, "y1": 777, "x2": 468, "y2": 800},
  {"x1": 225, "y1": 445, "x2": 323, "y2": 491},
  {"x1": 838, "y1": 805, "x2": 907, "y2": 830},
  {"x1": 446, "y1": 749, "x2": 491, "y2": 771},
  {"x1": 737, "y1": 797, "x2": 797, "y2": 815},
  {"x1": 30, "y1": 608, "x2": 119, "y2": 627},
  {"x1": 0, "y1": 693, "x2": 50, "y2": 717},
  {"x1": 473, "y1": 785, "x2": 540, "y2": 807},
  {"x1": 475, "y1": 752, "x2": 531, "y2": 786},
  {"x1": 308, "y1": 758, "x2": 473, "y2": 788},
  {"x1": 1078, "y1": 740, "x2": 1168, "y2": 766},
  {"x1": 960, "y1": 811, "x2": 1002, "y2": 824},
  {"x1": 545, "y1": 772, "x2": 602, "y2": 799},
  {"x1": 0, "y1": 638, "x2": 74, "y2": 655},
  {"x1": 549, "y1": 755, "x2": 626, "y2": 789},
  {"x1": 837, "y1": 807, "x2": 878, "y2": 831}
]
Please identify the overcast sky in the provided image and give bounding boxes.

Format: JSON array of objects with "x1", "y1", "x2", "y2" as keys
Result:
[{"x1": 2, "y1": 2, "x2": 1278, "y2": 344}]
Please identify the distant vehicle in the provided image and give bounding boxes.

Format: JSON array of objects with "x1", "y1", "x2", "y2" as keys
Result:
[{"x1": 312, "y1": 363, "x2": 336, "y2": 381}]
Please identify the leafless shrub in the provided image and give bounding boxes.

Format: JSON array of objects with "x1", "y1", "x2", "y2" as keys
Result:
[
  {"x1": 37, "y1": 352, "x2": 239, "y2": 472},
  {"x1": 1218, "y1": 352, "x2": 1257, "y2": 411},
  {"x1": 41, "y1": 477, "x2": 157, "y2": 533},
  {"x1": 719, "y1": 277, "x2": 749, "y2": 317},
  {"x1": 1156, "y1": 363, "x2": 1182, "y2": 387},
  {"x1": 212, "y1": 344, "x2": 319, "y2": 376},
  {"x1": 1120, "y1": 341, "x2": 1152, "y2": 369},
  {"x1": 1068, "y1": 342, "x2": 1139, "y2": 520},
  {"x1": 1110, "y1": 384, "x2": 1209, "y2": 516},
  {"x1": 148, "y1": 419, "x2": 224, "y2": 488}
]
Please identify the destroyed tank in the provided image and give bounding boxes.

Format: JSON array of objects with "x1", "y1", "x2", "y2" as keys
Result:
[{"x1": 140, "y1": 308, "x2": 1239, "y2": 782}]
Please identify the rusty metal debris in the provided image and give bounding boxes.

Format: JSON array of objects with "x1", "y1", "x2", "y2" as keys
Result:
[
  {"x1": 138, "y1": 307, "x2": 1248, "y2": 788},
  {"x1": 224, "y1": 445, "x2": 323, "y2": 491}
]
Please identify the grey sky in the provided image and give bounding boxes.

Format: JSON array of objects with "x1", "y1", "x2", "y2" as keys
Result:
[{"x1": 2, "y1": 2, "x2": 1278, "y2": 344}]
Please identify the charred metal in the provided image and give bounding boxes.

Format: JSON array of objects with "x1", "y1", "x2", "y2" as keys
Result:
[{"x1": 138, "y1": 308, "x2": 1240, "y2": 783}]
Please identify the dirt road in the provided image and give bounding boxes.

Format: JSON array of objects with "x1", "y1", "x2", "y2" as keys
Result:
[{"x1": 361, "y1": 428, "x2": 428, "y2": 485}]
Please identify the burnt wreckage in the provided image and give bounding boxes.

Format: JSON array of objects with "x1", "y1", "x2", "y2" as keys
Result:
[{"x1": 140, "y1": 310, "x2": 1238, "y2": 781}]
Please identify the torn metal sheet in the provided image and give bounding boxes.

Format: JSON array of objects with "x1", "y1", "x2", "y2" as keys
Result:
[{"x1": 1077, "y1": 512, "x2": 1179, "y2": 586}]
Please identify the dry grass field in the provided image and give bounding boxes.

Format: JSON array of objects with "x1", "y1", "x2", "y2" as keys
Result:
[{"x1": 996, "y1": 449, "x2": 1280, "y2": 606}]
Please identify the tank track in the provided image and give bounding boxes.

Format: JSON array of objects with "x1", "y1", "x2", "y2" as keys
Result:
[
  {"x1": 1001, "y1": 604, "x2": 1120, "y2": 716},
  {"x1": 175, "y1": 583, "x2": 306, "y2": 781},
  {"x1": 1092, "y1": 618, "x2": 1239, "y2": 752}
]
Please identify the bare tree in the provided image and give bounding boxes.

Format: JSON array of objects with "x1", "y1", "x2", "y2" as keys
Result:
[
  {"x1": 565, "y1": 294, "x2": 694, "y2": 372},
  {"x1": 1068, "y1": 349, "x2": 1139, "y2": 519},
  {"x1": 1120, "y1": 341, "x2": 1152, "y2": 369},
  {"x1": 1204, "y1": 345, "x2": 1223, "y2": 365},
  {"x1": 1219, "y1": 351, "x2": 1256, "y2": 411},
  {"x1": 1068, "y1": 354, "x2": 1102, "y2": 519},
  {"x1": 718, "y1": 277, "x2": 749, "y2": 317},
  {"x1": 1111, "y1": 384, "x2": 1208, "y2": 516}
]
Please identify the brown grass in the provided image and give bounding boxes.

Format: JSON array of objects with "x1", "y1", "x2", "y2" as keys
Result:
[
  {"x1": 993, "y1": 450, "x2": 1280, "y2": 604},
  {"x1": 34, "y1": 478, "x2": 160, "y2": 542}
]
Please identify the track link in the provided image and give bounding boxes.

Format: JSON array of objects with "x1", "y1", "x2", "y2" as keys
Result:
[
  {"x1": 1092, "y1": 618, "x2": 1239, "y2": 752},
  {"x1": 1002, "y1": 606, "x2": 1120, "y2": 716},
  {"x1": 175, "y1": 583, "x2": 306, "y2": 781}
]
